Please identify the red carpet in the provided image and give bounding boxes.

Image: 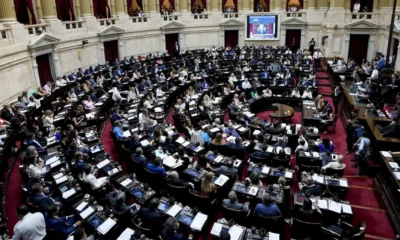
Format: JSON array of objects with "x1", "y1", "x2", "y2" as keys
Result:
[{"x1": 6, "y1": 156, "x2": 23, "y2": 236}]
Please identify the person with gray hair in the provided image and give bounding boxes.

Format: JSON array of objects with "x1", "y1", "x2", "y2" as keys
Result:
[
  {"x1": 131, "y1": 147, "x2": 148, "y2": 166},
  {"x1": 222, "y1": 191, "x2": 249, "y2": 213},
  {"x1": 166, "y1": 171, "x2": 192, "y2": 188},
  {"x1": 253, "y1": 193, "x2": 281, "y2": 217},
  {"x1": 321, "y1": 154, "x2": 346, "y2": 172},
  {"x1": 225, "y1": 122, "x2": 239, "y2": 137},
  {"x1": 161, "y1": 217, "x2": 189, "y2": 240},
  {"x1": 299, "y1": 176, "x2": 323, "y2": 196},
  {"x1": 111, "y1": 191, "x2": 137, "y2": 217},
  {"x1": 225, "y1": 137, "x2": 246, "y2": 152}
]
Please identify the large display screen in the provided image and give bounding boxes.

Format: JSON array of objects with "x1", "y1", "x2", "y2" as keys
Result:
[{"x1": 247, "y1": 15, "x2": 278, "y2": 39}]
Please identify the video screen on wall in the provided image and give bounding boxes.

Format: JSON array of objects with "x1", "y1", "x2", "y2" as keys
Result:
[{"x1": 247, "y1": 15, "x2": 278, "y2": 39}]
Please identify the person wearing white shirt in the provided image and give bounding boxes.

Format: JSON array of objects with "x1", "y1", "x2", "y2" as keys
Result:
[
  {"x1": 322, "y1": 154, "x2": 346, "y2": 172},
  {"x1": 263, "y1": 88, "x2": 273, "y2": 97},
  {"x1": 43, "y1": 81, "x2": 52, "y2": 93},
  {"x1": 295, "y1": 135, "x2": 308, "y2": 153},
  {"x1": 112, "y1": 86, "x2": 123, "y2": 102},
  {"x1": 371, "y1": 67, "x2": 379, "y2": 79},
  {"x1": 276, "y1": 72, "x2": 284, "y2": 79},
  {"x1": 337, "y1": 59, "x2": 342, "y2": 65},
  {"x1": 313, "y1": 50, "x2": 323, "y2": 68},
  {"x1": 242, "y1": 79, "x2": 252, "y2": 89},
  {"x1": 42, "y1": 110, "x2": 54, "y2": 128},
  {"x1": 229, "y1": 73, "x2": 237, "y2": 86},
  {"x1": 55, "y1": 77, "x2": 68, "y2": 87},
  {"x1": 291, "y1": 88, "x2": 301, "y2": 98},
  {"x1": 83, "y1": 166, "x2": 108, "y2": 190},
  {"x1": 128, "y1": 87, "x2": 137, "y2": 102},
  {"x1": 302, "y1": 87, "x2": 313, "y2": 99},
  {"x1": 13, "y1": 205, "x2": 46, "y2": 240},
  {"x1": 143, "y1": 97, "x2": 153, "y2": 109},
  {"x1": 353, "y1": 1, "x2": 360, "y2": 12},
  {"x1": 285, "y1": 49, "x2": 292, "y2": 55},
  {"x1": 156, "y1": 87, "x2": 165, "y2": 98}
]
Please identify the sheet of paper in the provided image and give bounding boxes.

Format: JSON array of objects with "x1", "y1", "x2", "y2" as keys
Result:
[
  {"x1": 215, "y1": 175, "x2": 229, "y2": 186},
  {"x1": 96, "y1": 159, "x2": 110, "y2": 169},
  {"x1": 210, "y1": 127, "x2": 220, "y2": 133},
  {"x1": 117, "y1": 228, "x2": 135, "y2": 240},
  {"x1": 140, "y1": 139, "x2": 150, "y2": 146},
  {"x1": 317, "y1": 199, "x2": 328, "y2": 209},
  {"x1": 50, "y1": 160, "x2": 61, "y2": 168},
  {"x1": 381, "y1": 151, "x2": 393, "y2": 158},
  {"x1": 304, "y1": 152, "x2": 311, "y2": 157},
  {"x1": 163, "y1": 156, "x2": 178, "y2": 168},
  {"x1": 176, "y1": 137, "x2": 185, "y2": 144},
  {"x1": 339, "y1": 179, "x2": 348, "y2": 187},
  {"x1": 98, "y1": 218, "x2": 117, "y2": 235},
  {"x1": 341, "y1": 204, "x2": 353, "y2": 214},
  {"x1": 285, "y1": 171, "x2": 293, "y2": 178},
  {"x1": 228, "y1": 225, "x2": 244, "y2": 240},
  {"x1": 121, "y1": 178, "x2": 133, "y2": 187},
  {"x1": 53, "y1": 172, "x2": 63, "y2": 179},
  {"x1": 62, "y1": 189, "x2": 76, "y2": 199},
  {"x1": 46, "y1": 156, "x2": 59, "y2": 166},
  {"x1": 80, "y1": 206, "x2": 95, "y2": 219},
  {"x1": 76, "y1": 201, "x2": 88, "y2": 212},
  {"x1": 210, "y1": 222, "x2": 223, "y2": 236},
  {"x1": 328, "y1": 200, "x2": 342, "y2": 213},
  {"x1": 269, "y1": 232, "x2": 280, "y2": 240},
  {"x1": 389, "y1": 162, "x2": 399, "y2": 169},
  {"x1": 253, "y1": 130, "x2": 261, "y2": 135},
  {"x1": 123, "y1": 130, "x2": 131, "y2": 137},
  {"x1": 227, "y1": 136, "x2": 236, "y2": 142},
  {"x1": 394, "y1": 172, "x2": 400, "y2": 180},
  {"x1": 262, "y1": 166, "x2": 270, "y2": 174},
  {"x1": 55, "y1": 176, "x2": 68, "y2": 185},
  {"x1": 248, "y1": 186, "x2": 259, "y2": 196},
  {"x1": 214, "y1": 156, "x2": 224, "y2": 163},
  {"x1": 166, "y1": 204, "x2": 183, "y2": 217},
  {"x1": 190, "y1": 212, "x2": 208, "y2": 231},
  {"x1": 312, "y1": 152, "x2": 320, "y2": 158},
  {"x1": 267, "y1": 146, "x2": 274, "y2": 153}
]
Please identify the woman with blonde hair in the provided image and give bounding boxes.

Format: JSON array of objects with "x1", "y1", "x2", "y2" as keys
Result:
[
  {"x1": 212, "y1": 133, "x2": 227, "y2": 145},
  {"x1": 201, "y1": 172, "x2": 216, "y2": 197},
  {"x1": 42, "y1": 110, "x2": 54, "y2": 128}
]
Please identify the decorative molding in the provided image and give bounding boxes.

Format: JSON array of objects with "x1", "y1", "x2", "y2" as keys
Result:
[
  {"x1": 344, "y1": 20, "x2": 379, "y2": 30},
  {"x1": 98, "y1": 25, "x2": 125, "y2": 36},
  {"x1": 28, "y1": 33, "x2": 60, "y2": 49},
  {"x1": 280, "y1": 18, "x2": 307, "y2": 26},
  {"x1": 160, "y1": 21, "x2": 186, "y2": 30},
  {"x1": 219, "y1": 18, "x2": 245, "y2": 26}
]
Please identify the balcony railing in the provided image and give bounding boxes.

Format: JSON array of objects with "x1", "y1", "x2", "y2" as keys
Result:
[
  {"x1": 192, "y1": 13, "x2": 210, "y2": 19},
  {"x1": 63, "y1": 20, "x2": 86, "y2": 34},
  {"x1": 286, "y1": 11, "x2": 306, "y2": 19},
  {"x1": 161, "y1": 14, "x2": 179, "y2": 21},
  {"x1": 25, "y1": 23, "x2": 50, "y2": 35},
  {"x1": 0, "y1": 28, "x2": 13, "y2": 47},
  {"x1": 131, "y1": 16, "x2": 149, "y2": 23},
  {"x1": 98, "y1": 18, "x2": 117, "y2": 27},
  {"x1": 222, "y1": 12, "x2": 239, "y2": 18},
  {"x1": 345, "y1": 12, "x2": 378, "y2": 22}
]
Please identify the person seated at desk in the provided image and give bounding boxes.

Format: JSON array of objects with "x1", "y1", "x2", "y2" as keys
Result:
[
  {"x1": 294, "y1": 198, "x2": 323, "y2": 223},
  {"x1": 321, "y1": 154, "x2": 346, "y2": 172},
  {"x1": 253, "y1": 193, "x2": 282, "y2": 217},
  {"x1": 200, "y1": 127, "x2": 212, "y2": 144},
  {"x1": 228, "y1": 100, "x2": 240, "y2": 118},
  {"x1": 295, "y1": 135, "x2": 309, "y2": 153},
  {"x1": 110, "y1": 107, "x2": 123, "y2": 122},
  {"x1": 315, "y1": 95, "x2": 324, "y2": 111},
  {"x1": 381, "y1": 115, "x2": 400, "y2": 138},
  {"x1": 26, "y1": 132, "x2": 46, "y2": 155},
  {"x1": 201, "y1": 172, "x2": 217, "y2": 197},
  {"x1": 242, "y1": 79, "x2": 252, "y2": 90},
  {"x1": 245, "y1": 172, "x2": 263, "y2": 187},
  {"x1": 212, "y1": 133, "x2": 227, "y2": 145},
  {"x1": 318, "y1": 137, "x2": 335, "y2": 153},
  {"x1": 319, "y1": 108, "x2": 334, "y2": 134},
  {"x1": 223, "y1": 191, "x2": 250, "y2": 214},
  {"x1": 278, "y1": 177, "x2": 290, "y2": 191},
  {"x1": 139, "y1": 198, "x2": 164, "y2": 233},
  {"x1": 291, "y1": 88, "x2": 301, "y2": 98},
  {"x1": 299, "y1": 176, "x2": 323, "y2": 197},
  {"x1": 132, "y1": 147, "x2": 148, "y2": 166},
  {"x1": 113, "y1": 120, "x2": 130, "y2": 140},
  {"x1": 83, "y1": 165, "x2": 109, "y2": 190},
  {"x1": 13, "y1": 205, "x2": 46, "y2": 240},
  {"x1": 266, "y1": 122, "x2": 283, "y2": 135},
  {"x1": 263, "y1": 88, "x2": 273, "y2": 97},
  {"x1": 25, "y1": 147, "x2": 48, "y2": 180},
  {"x1": 145, "y1": 157, "x2": 168, "y2": 177},
  {"x1": 213, "y1": 160, "x2": 238, "y2": 178},
  {"x1": 251, "y1": 88, "x2": 259, "y2": 99},
  {"x1": 199, "y1": 106, "x2": 212, "y2": 121},
  {"x1": 82, "y1": 95, "x2": 96, "y2": 112},
  {"x1": 201, "y1": 79, "x2": 209, "y2": 90},
  {"x1": 162, "y1": 217, "x2": 191, "y2": 240},
  {"x1": 111, "y1": 191, "x2": 137, "y2": 217},
  {"x1": 45, "y1": 205, "x2": 82, "y2": 236},
  {"x1": 225, "y1": 137, "x2": 246, "y2": 151},
  {"x1": 302, "y1": 87, "x2": 313, "y2": 99},
  {"x1": 225, "y1": 123, "x2": 240, "y2": 137},
  {"x1": 251, "y1": 145, "x2": 269, "y2": 159},
  {"x1": 167, "y1": 171, "x2": 192, "y2": 188},
  {"x1": 29, "y1": 183, "x2": 59, "y2": 212}
]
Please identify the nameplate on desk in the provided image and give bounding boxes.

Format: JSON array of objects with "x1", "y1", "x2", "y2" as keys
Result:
[
  {"x1": 76, "y1": 201, "x2": 88, "y2": 212},
  {"x1": 191, "y1": 212, "x2": 208, "y2": 231},
  {"x1": 98, "y1": 218, "x2": 117, "y2": 235},
  {"x1": 62, "y1": 189, "x2": 76, "y2": 199},
  {"x1": 97, "y1": 159, "x2": 110, "y2": 169}
]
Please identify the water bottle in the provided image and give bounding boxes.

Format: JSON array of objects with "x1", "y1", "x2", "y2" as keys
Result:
[
  {"x1": 55, "y1": 132, "x2": 61, "y2": 141},
  {"x1": 132, "y1": 173, "x2": 136, "y2": 180},
  {"x1": 337, "y1": 218, "x2": 342, "y2": 226}
]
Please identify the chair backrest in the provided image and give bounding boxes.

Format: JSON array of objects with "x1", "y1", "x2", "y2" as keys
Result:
[
  {"x1": 221, "y1": 204, "x2": 248, "y2": 225},
  {"x1": 324, "y1": 168, "x2": 344, "y2": 177},
  {"x1": 292, "y1": 218, "x2": 322, "y2": 239},
  {"x1": 350, "y1": 221, "x2": 366, "y2": 240},
  {"x1": 132, "y1": 216, "x2": 160, "y2": 239},
  {"x1": 166, "y1": 184, "x2": 189, "y2": 202},
  {"x1": 299, "y1": 164, "x2": 320, "y2": 174},
  {"x1": 270, "y1": 157, "x2": 290, "y2": 168},
  {"x1": 252, "y1": 215, "x2": 284, "y2": 234},
  {"x1": 143, "y1": 168, "x2": 164, "y2": 190},
  {"x1": 188, "y1": 189, "x2": 213, "y2": 213},
  {"x1": 250, "y1": 155, "x2": 269, "y2": 165}
]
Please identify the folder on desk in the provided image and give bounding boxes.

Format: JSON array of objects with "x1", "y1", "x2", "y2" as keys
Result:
[
  {"x1": 76, "y1": 201, "x2": 88, "y2": 212},
  {"x1": 317, "y1": 199, "x2": 328, "y2": 209},
  {"x1": 190, "y1": 212, "x2": 208, "y2": 231},
  {"x1": 62, "y1": 189, "x2": 76, "y2": 199},
  {"x1": 211, "y1": 223, "x2": 223, "y2": 236},
  {"x1": 339, "y1": 179, "x2": 348, "y2": 187},
  {"x1": 269, "y1": 232, "x2": 280, "y2": 240},
  {"x1": 55, "y1": 176, "x2": 68, "y2": 185},
  {"x1": 229, "y1": 225, "x2": 244, "y2": 240},
  {"x1": 120, "y1": 178, "x2": 133, "y2": 187},
  {"x1": 262, "y1": 167, "x2": 270, "y2": 174},
  {"x1": 140, "y1": 139, "x2": 150, "y2": 146},
  {"x1": 98, "y1": 218, "x2": 116, "y2": 235},
  {"x1": 328, "y1": 200, "x2": 342, "y2": 213},
  {"x1": 341, "y1": 204, "x2": 353, "y2": 214},
  {"x1": 176, "y1": 137, "x2": 185, "y2": 144},
  {"x1": 117, "y1": 228, "x2": 135, "y2": 240},
  {"x1": 215, "y1": 175, "x2": 229, "y2": 187},
  {"x1": 46, "y1": 156, "x2": 59, "y2": 166},
  {"x1": 166, "y1": 204, "x2": 182, "y2": 217},
  {"x1": 267, "y1": 146, "x2": 274, "y2": 153},
  {"x1": 97, "y1": 159, "x2": 110, "y2": 169},
  {"x1": 248, "y1": 186, "x2": 259, "y2": 196},
  {"x1": 304, "y1": 152, "x2": 311, "y2": 157}
]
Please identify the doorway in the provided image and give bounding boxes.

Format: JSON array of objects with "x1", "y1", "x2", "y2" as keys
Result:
[
  {"x1": 165, "y1": 33, "x2": 179, "y2": 55},
  {"x1": 36, "y1": 54, "x2": 53, "y2": 86},
  {"x1": 225, "y1": 30, "x2": 238, "y2": 48},
  {"x1": 104, "y1": 40, "x2": 119, "y2": 63},
  {"x1": 285, "y1": 29, "x2": 301, "y2": 52},
  {"x1": 348, "y1": 34, "x2": 369, "y2": 64}
]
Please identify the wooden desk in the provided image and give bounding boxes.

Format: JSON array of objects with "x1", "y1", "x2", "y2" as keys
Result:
[
  {"x1": 270, "y1": 103, "x2": 294, "y2": 122},
  {"x1": 374, "y1": 151, "x2": 400, "y2": 236},
  {"x1": 302, "y1": 100, "x2": 320, "y2": 126}
]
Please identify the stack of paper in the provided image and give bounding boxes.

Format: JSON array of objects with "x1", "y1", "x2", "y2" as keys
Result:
[
  {"x1": 229, "y1": 225, "x2": 244, "y2": 240},
  {"x1": 267, "y1": 146, "x2": 274, "y2": 153},
  {"x1": 328, "y1": 200, "x2": 342, "y2": 213},
  {"x1": 317, "y1": 199, "x2": 328, "y2": 209},
  {"x1": 140, "y1": 139, "x2": 150, "y2": 146},
  {"x1": 215, "y1": 175, "x2": 230, "y2": 186},
  {"x1": 312, "y1": 152, "x2": 320, "y2": 158},
  {"x1": 76, "y1": 201, "x2": 88, "y2": 211},
  {"x1": 214, "y1": 156, "x2": 223, "y2": 163},
  {"x1": 98, "y1": 218, "x2": 117, "y2": 235},
  {"x1": 253, "y1": 130, "x2": 261, "y2": 135},
  {"x1": 163, "y1": 156, "x2": 178, "y2": 168},
  {"x1": 117, "y1": 228, "x2": 135, "y2": 240},
  {"x1": 339, "y1": 179, "x2": 348, "y2": 187},
  {"x1": 389, "y1": 162, "x2": 399, "y2": 169},
  {"x1": 210, "y1": 223, "x2": 223, "y2": 236},
  {"x1": 123, "y1": 130, "x2": 131, "y2": 137},
  {"x1": 227, "y1": 136, "x2": 236, "y2": 143},
  {"x1": 176, "y1": 137, "x2": 185, "y2": 144},
  {"x1": 46, "y1": 156, "x2": 59, "y2": 166},
  {"x1": 120, "y1": 178, "x2": 133, "y2": 187},
  {"x1": 381, "y1": 151, "x2": 393, "y2": 158},
  {"x1": 53, "y1": 172, "x2": 63, "y2": 179},
  {"x1": 62, "y1": 189, "x2": 76, "y2": 199},
  {"x1": 190, "y1": 212, "x2": 208, "y2": 231},
  {"x1": 55, "y1": 175, "x2": 68, "y2": 185},
  {"x1": 166, "y1": 204, "x2": 183, "y2": 217},
  {"x1": 269, "y1": 232, "x2": 280, "y2": 240},
  {"x1": 210, "y1": 127, "x2": 220, "y2": 133},
  {"x1": 285, "y1": 171, "x2": 293, "y2": 178}
]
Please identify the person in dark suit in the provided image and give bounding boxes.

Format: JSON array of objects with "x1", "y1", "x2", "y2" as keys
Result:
[
  {"x1": 294, "y1": 197, "x2": 322, "y2": 223},
  {"x1": 76, "y1": 68, "x2": 85, "y2": 78},
  {"x1": 161, "y1": 217, "x2": 190, "y2": 240},
  {"x1": 73, "y1": 152, "x2": 87, "y2": 169},
  {"x1": 26, "y1": 132, "x2": 46, "y2": 154},
  {"x1": 113, "y1": 66, "x2": 124, "y2": 77},
  {"x1": 213, "y1": 160, "x2": 238, "y2": 178},
  {"x1": 299, "y1": 177, "x2": 323, "y2": 196},
  {"x1": 382, "y1": 116, "x2": 400, "y2": 138},
  {"x1": 29, "y1": 183, "x2": 58, "y2": 212},
  {"x1": 225, "y1": 137, "x2": 246, "y2": 151},
  {"x1": 174, "y1": 41, "x2": 180, "y2": 57},
  {"x1": 266, "y1": 122, "x2": 283, "y2": 135},
  {"x1": 68, "y1": 72, "x2": 78, "y2": 81},
  {"x1": 45, "y1": 205, "x2": 82, "y2": 236},
  {"x1": 166, "y1": 171, "x2": 192, "y2": 188},
  {"x1": 228, "y1": 100, "x2": 239, "y2": 117},
  {"x1": 138, "y1": 198, "x2": 164, "y2": 233},
  {"x1": 222, "y1": 191, "x2": 250, "y2": 213},
  {"x1": 250, "y1": 145, "x2": 269, "y2": 159},
  {"x1": 85, "y1": 66, "x2": 94, "y2": 75},
  {"x1": 111, "y1": 191, "x2": 137, "y2": 217},
  {"x1": 132, "y1": 147, "x2": 148, "y2": 166}
]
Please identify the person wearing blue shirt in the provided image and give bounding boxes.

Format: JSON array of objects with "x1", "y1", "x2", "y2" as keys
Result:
[
  {"x1": 225, "y1": 123, "x2": 240, "y2": 137},
  {"x1": 145, "y1": 157, "x2": 167, "y2": 177},
  {"x1": 113, "y1": 66, "x2": 124, "y2": 77},
  {"x1": 200, "y1": 127, "x2": 212, "y2": 144},
  {"x1": 377, "y1": 56, "x2": 385, "y2": 70},
  {"x1": 111, "y1": 107, "x2": 123, "y2": 122},
  {"x1": 201, "y1": 80, "x2": 209, "y2": 90},
  {"x1": 250, "y1": 145, "x2": 269, "y2": 159},
  {"x1": 88, "y1": 75, "x2": 96, "y2": 86},
  {"x1": 26, "y1": 133, "x2": 46, "y2": 155},
  {"x1": 73, "y1": 152, "x2": 87, "y2": 169},
  {"x1": 68, "y1": 72, "x2": 77, "y2": 81},
  {"x1": 318, "y1": 137, "x2": 335, "y2": 153},
  {"x1": 353, "y1": 131, "x2": 370, "y2": 175},
  {"x1": 226, "y1": 137, "x2": 246, "y2": 151},
  {"x1": 113, "y1": 121, "x2": 126, "y2": 139},
  {"x1": 45, "y1": 205, "x2": 81, "y2": 236},
  {"x1": 253, "y1": 193, "x2": 282, "y2": 217},
  {"x1": 85, "y1": 66, "x2": 93, "y2": 75},
  {"x1": 132, "y1": 147, "x2": 148, "y2": 166}
]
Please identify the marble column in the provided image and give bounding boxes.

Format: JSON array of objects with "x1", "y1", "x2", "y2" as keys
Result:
[
  {"x1": 148, "y1": 0, "x2": 157, "y2": 13},
  {"x1": 0, "y1": 0, "x2": 17, "y2": 23},
  {"x1": 74, "y1": 0, "x2": 81, "y2": 18},
  {"x1": 180, "y1": 0, "x2": 188, "y2": 12},
  {"x1": 242, "y1": 0, "x2": 250, "y2": 10},
  {"x1": 274, "y1": 0, "x2": 281, "y2": 10},
  {"x1": 80, "y1": 0, "x2": 92, "y2": 16},
  {"x1": 330, "y1": 0, "x2": 344, "y2": 9},
  {"x1": 307, "y1": 0, "x2": 316, "y2": 9},
  {"x1": 35, "y1": 0, "x2": 43, "y2": 22},
  {"x1": 318, "y1": 0, "x2": 329, "y2": 9},
  {"x1": 395, "y1": 44, "x2": 400, "y2": 72},
  {"x1": 110, "y1": 0, "x2": 116, "y2": 17},
  {"x1": 115, "y1": 0, "x2": 126, "y2": 15},
  {"x1": 282, "y1": 0, "x2": 287, "y2": 11},
  {"x1": 211, "y1": 0, "x2": 220, "y2": 11},
  {"x1": 41, "y1": 0, "x2": 57, "y2": 20}
]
